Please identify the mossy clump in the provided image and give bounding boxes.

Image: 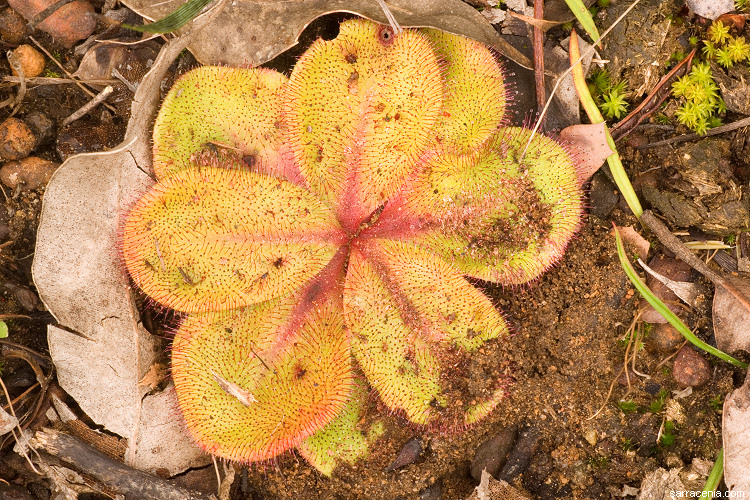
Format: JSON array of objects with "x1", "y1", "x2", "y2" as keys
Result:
[{"x1": 120, "y1": 18, "x2": 583, "y2": 474}]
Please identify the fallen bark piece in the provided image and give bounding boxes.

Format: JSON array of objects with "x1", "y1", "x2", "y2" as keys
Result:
[{"x1": 32, "y1": 429, "x2": 213, "y2": 500}]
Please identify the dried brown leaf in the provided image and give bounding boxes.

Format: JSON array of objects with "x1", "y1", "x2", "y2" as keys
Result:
[
  {"x1": 713, "y1": 277, "x2": 750, "y2": 354},
  {"x1": 558, "y1": 122, "x2": 613, "y2": 183},
  {"x1": 120, "y1": 0, "x2": 532, "y2": 69},
  {"x1": 723, "y1": 371, "x2": 750, "y2": 492}
]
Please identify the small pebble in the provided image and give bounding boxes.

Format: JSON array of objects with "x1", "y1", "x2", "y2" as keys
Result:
[
  {"x1": 616, "y1": 366, "x2": 639, "y2": 386},
  {"x1": 470, "y1": 426, "x2": 517, "y2": 481},
  {"x1": 647, "y1": 323, "x2": 684, "y2": 353},
  {"x1": 10, "y1": 45, "x2": 46, "y2": 78},
  {"x1": 385, "y1": 437, "x2": 423, "y2": 472},
  {"x1": 0, "y1": 157, "x2": 59, "y2": 191},
  {"x1": 643, "y1": 381, "x2": 661, "y2": 396},
  {"x1": 0, "y1": 117, "x2": 35, "y2": 160},
  {"x1": 0, "y1": 7, "x2": 28, "y2": 44},
  {"x1": 582, "y1": 428, "x2": 597, "y2": 446},
  {"x1": 672, "y1": 346, "x2": 710, "y2": 388}
]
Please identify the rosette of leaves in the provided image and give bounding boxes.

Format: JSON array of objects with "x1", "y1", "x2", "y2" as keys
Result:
[{"x1": 120, "y1": 19, "x2": 583, "y2": 473}]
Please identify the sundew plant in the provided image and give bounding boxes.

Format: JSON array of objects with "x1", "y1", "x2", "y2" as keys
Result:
[{"x1": 120, "y1": 19, "x2": 584, "y2": 474}]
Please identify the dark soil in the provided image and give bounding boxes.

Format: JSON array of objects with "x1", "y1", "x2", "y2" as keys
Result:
[{"x1": 1, "y1": 1, "x2": 747, "y2": 499}]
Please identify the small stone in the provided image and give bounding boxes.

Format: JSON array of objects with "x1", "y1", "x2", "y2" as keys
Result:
[
  {"x1": 0, "y1": 7, "x2": 28, "y2": 44},
  {"x1": 588, "y1": 171, "x2": 619, "y2": 219},
  {"x1": 385, "y1": 437, "x2": 424, "y2": 472},
  {"x1": 672, "y1": 346, "x2": 710, "y2": 388},
  {"x1": 582, "y1": 428, "x2": 597, "y2": 446},
  {"x1": 24, "y1": 111, "x2": 55, "y2": 148},
  {"x1": 10, "y1": 45, "x2": 46, "y2": 78},
  {"x1": 470, "y1": 426, "x2": 517, "y2": 481},
  {"x1": 616, "y1": 366, "x2": 638, "y2": 386},
  {"x1": 418, "y1": 478, "x2": 442, "y2": 500},
  {"x1": 0, "y1": 117, "x2": 35, "y2": 160},
  {"x1": 647, "y1": 323, "x2": 684, "y2": 353},
  {"x1": 498, "y1": 425, "x2": 541, "y2": 482},
  {"x1": 0, "y1": 157, "x2": 59, "y2": 191},
  {"x1": 643, "y1": 382, "x2": 661, "y2": 396}
]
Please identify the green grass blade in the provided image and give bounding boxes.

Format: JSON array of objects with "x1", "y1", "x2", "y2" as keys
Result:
[
  {"x1": 614, "y1": 226, "x2": 747, "y2": 369},
  {"x1": 702, "y1": 448, "x2": 723, "y2": 494},
  {"x1": 0, "y1": 321, "x2": 7, "y2": 339},
  {"x1": 122, "y1": 0, "x2": 213, "y2": 33},
  {"x1": 564, "y1": 0, "x2": 601, "y2": 44},
  {"x1": 569, "y1": 32, "x2": 643, "y2": 217}
]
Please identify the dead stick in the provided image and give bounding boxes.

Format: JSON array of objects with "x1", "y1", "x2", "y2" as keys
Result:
[
  {"x1": 62, "y1": 85, "x2": 114, "y2": 126},
  {"x1": 636, "y1": 115, "x2": 750, "y2": 149},
  {"x1": 4, "y1": 76, "x2": 118, "y2": 85},
  {"x1": 641, "y1": 210, "x2": 750, "y2": 311},
  {"x1": 533, "y1": 0, "x2": 546, "y2": 123},
  {"x1": 33, "y1": 429, "x2": 213, "y2": 500}
]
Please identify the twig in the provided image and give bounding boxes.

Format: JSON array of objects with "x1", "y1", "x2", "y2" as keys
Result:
[
  {"x1": 62, "y1": 85, "x2": 114, "y2": 126},
  {"x1": 3, "y1": 76, "x2": 119, "y2": 85},
  {"x1": 28, "y1": 36, "x2": 117, "y2": 113},
  {"x1": 533, "y1": 0, "x2": 546, "y2": 124},
  {"x1": 636, "y1": 115, "x2": 750, "y2": 149},
  {"x1": 587, "y1": 366, "x2": 625, "y2": 420},
  {"x1": 6, "y1": 49, "x2": 26, "y2": 117},
  {"x1": 1, "y1": 382, "x2": 40, "y2": 413},
  {"x1": 375, "y1": 0, "x2": 402, "y2": 34},
  {"x1": 0, "y1": 376, "x2": 42, "y2": 474},
  {"x1": 610, "y1": 47, "x2": 696, "y2": 142},
  {"x1": 641, "y1": 210, "x2": 750, "y2": 311},
  {"x1": 112, "y1": 67, "x2": 138, "y2": 93},
  {"x1": 30, "y1": 0, "x2": 76, "y2": 28}
]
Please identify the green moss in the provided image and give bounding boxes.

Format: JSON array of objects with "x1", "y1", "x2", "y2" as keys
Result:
[
  {"x1": 587, "y1": 69, "x2": 630, "y2": 120},
  {"x1": 671, "y1": 61, "x2": 724, "y2": 135},
  {"x1": 618, "y1": 400, "x2": 638, "y2": 413}
]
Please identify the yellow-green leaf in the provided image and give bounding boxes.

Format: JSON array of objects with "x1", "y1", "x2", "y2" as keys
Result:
[{"x1": 121, "y1": 166, "x2": 345, "y2": 312}]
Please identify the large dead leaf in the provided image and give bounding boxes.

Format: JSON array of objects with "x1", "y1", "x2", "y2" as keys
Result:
[
  {"x1": 723, "y1": 371, "x2": 750, "y2": 492},
  {"x1": 713, "y1": 277, "x2": 750, "y2": 354},
  {"x1": 31, "y1": 2, "x2": 230, "y2": 475},
  {"x1": 120, "y1": 0, "x2": 532, "y2": 69}
]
